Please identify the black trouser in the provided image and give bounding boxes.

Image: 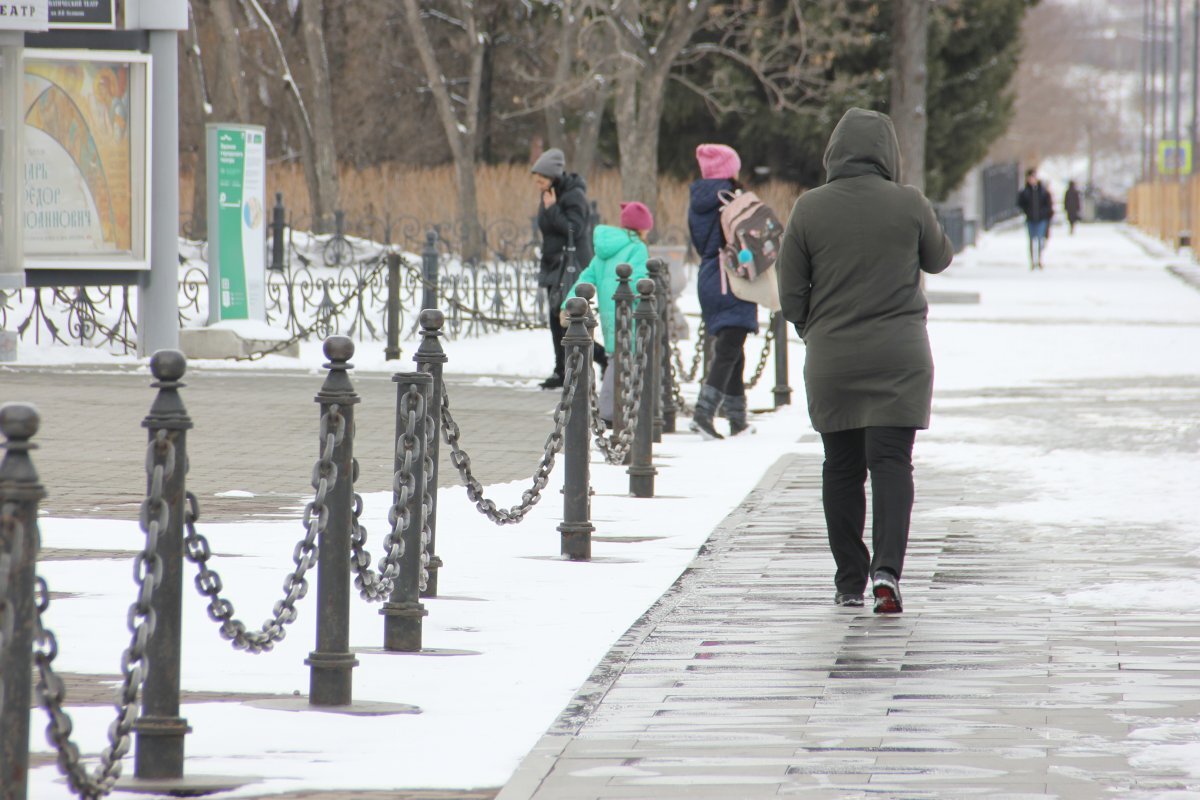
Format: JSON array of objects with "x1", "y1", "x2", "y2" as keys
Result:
[
  {"x1": 820, "y1": 427, "x2": 916, "y2": 595},
  {"x1": 549, "y1": 304, "x2": 608, "y2": 377},
  {"x1": 704, "y1": 327, "x2": 747, "y2": 396}
]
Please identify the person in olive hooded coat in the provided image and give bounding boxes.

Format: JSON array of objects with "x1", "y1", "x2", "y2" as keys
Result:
[{"x1": 776, "y1": 107, "x2": 953, "y2": 614}]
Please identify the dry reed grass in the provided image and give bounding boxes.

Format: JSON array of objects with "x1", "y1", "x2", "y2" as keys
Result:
[{"x1": 180, "y1": 163, "x2": 803, "y2": 235}]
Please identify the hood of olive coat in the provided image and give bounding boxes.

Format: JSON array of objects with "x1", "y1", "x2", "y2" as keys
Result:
[{"x1": 823, "y1": 108, "x2": 901, "y2": 184}]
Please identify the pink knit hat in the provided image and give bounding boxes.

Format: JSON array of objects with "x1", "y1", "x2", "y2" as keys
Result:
[
  {"x1": 696, "y1": 144, "x2": 741, "y2": 180},
  {"x1": 619, "y1": 201, "x2": 654, "y2": 232}
]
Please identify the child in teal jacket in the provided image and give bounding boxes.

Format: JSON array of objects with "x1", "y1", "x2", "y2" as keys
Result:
[{"x1": 561, "y1": 202, "x2": 654, "y2": 423}]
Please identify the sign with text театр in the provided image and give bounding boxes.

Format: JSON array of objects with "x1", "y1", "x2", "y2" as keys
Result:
[
  {"x1": 207, "y1": 124, "x2": 266, "y2": 322},
  {"x1": 0, "y1": 1, "x2": 48, "y2": 31}
]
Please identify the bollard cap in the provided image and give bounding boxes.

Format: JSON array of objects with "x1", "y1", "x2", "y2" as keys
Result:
[
  {"x1": 419, "y1": 309, "x2": 445, "y2": 331},
  {"x1": 0, "y1": 402, "x2": 39, "y2": 441},
  {"x1": 149, "y1": 350, "x2": 187, "y2": 382},
  {"x1": 635, "y1": 278, "x2": 656, "y2": 296},
  {"x1": 565, "y1": 297, "x2": 589, "y2": 318},
  {"x1": 574, "y1": 283, "x2": 596, "y2": 301},
  {"x1": 616, "y1": 263, "x2": 633, "y2": 279},
  {"x1": 323, "y1": 335, "x2": 355, "y2": 363}
]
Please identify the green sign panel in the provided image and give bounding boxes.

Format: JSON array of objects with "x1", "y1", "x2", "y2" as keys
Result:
[{"x1": 206, "y1": 124, "x2": 266, "y2": 322}]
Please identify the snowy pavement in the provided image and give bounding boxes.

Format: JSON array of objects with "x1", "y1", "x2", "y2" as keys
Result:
[{"x1": 7, "y1": 222, "x2": 1200, "y2": 798}]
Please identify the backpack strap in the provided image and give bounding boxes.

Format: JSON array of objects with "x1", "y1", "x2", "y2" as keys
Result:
[{"x1": 717, "y1": 189, "x2": 738, "y2": 207}]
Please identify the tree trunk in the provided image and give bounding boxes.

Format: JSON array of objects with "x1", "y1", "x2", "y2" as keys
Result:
[
  {"x1": 615, "y1": 68, "x2": 666, "y2": 219},
  {"x1": 889, "y1": 0, "x2": 929, "y2": 192},
  {"x1": 571, "y1": 86, "x2": 609, "y2": 182},
  {"x1": 299, "y1": 0, "x2": 340, "y2": 231},
  {"x1": 181, "y1": 6, "x2": 209, "y2": 238}
]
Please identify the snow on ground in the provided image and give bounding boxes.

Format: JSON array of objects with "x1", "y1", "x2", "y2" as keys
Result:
[{"x1": 18, "y1": 222, "x2": 1200, "y2": 796}]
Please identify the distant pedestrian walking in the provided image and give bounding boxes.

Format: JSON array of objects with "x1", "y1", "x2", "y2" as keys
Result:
[
  {"x1": 688, "y1": 143, "x2": 758, "y2": 440},
  {"x1": 776, "y1": 108, "x2": 954, "y2": 614},
  {"x1": 1064, "y1": 180, "x2": 1082, "y2": 235},
  {"x1": 532, "y1": 147, "x2": 603, "y2": 389},
  {"x1": 561, "y1": 201, "x2": 654, "y2": 424},
  {"x1": 1017, "y1": 167, "x2": 1053, "y2": 269}
]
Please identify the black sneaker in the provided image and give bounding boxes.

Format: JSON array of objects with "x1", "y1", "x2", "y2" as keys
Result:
[
  {"x1": 539, "y1": 373, "x2": 564, "y2": 390},
  {"x1": 834, "y1": 593, "x2": 864, "y2": 607},
  {"x1": 688, "y1": 416, "x2": 724, "y2": 440},
  {"x1": 872, "y1": 571, "x2": 902, "y2": 614}
]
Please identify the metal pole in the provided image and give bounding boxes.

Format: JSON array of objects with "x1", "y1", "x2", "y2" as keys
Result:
[
  {"x1": 138, "y1": 31, "x2": 181, "y2": 356},
  {"x1": 572, "y1": 282, "x2": 600, "y2": 378},
  {"x1": 610, "y1": 264, "x2": 635, "y2": 444},
  {"x1": 772, "y1": 312, "x2": 793, "y2": 408},
  {"x1": 628, "y1": 280, "x2": 658, "y2": 499},
  {"x1": 422, "y1": 231, "x2": 440, "y2": 314},
  {"x1": 558, "y1": 298, "x2": 594, "y2": 561},
  {"x1": 1143, "y1": 0, "x2": 1151, "y2": 181},
  {"x1": 382, "y1": 372, "x2": 431, "y2": 651},
  {"x1": 413, "y1": 310, "x2": 446, "y2": 598},
  {"x1": 270, "y1": 193, "x2": 286, "y2": 271},
  {"x1": 133, "y1": 351, "x2": 192, "y2": 780},
  {"x1": 646, "y1": 261, "x2": 664, "y2": 443},
  {"x1": 306, "y1": 337, "x2": 360, "y2": 706},
  {"x1": 0, "y1": 403, "x2": 45, "y2": 800},
  {"x1": 385, "y1": 252, "x2": 402, "y2": 361},
  {"x1": 651, "y1": 259, "x2": 677, "y2": 434}
]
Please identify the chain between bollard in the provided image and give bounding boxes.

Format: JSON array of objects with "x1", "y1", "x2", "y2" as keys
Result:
[
  {"x1": 440, "y1": 347, "x2": 584, "y2": 525},
  {"x1": 30, "y1": 430, "x2": 173, "y2": 799},
  {"x1": 181, "y1": 406, "x2": 345, "y2": 652},
  {"x1": 0, "y1": 502, "x2": 25, "y2": 720},
  {"x1": 672, "y1": 318, "x2": 706, "y2": 384},
  {"x1": 590, "y1": 318, "x2": 655, "y2": 465},
  {"x1": 744, "y1": 319, "x2": 775, "y2": 390}
]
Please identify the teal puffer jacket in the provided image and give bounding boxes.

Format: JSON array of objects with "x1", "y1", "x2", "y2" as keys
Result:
[{"x1": 561, "y1": 225, "x2": 649, "y2": 351}]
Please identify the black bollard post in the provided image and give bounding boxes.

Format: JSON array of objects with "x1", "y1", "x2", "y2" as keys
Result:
[
  {"x1": 772, "y1": 312, "x2": 793, "y2": 408},
  {"x1": 0, "y1": 403, "x2": 45, "y2": 800},
  {"x1": 651, "y1": 259, "x2": 677, "y2": 434},
  {"x1": 133, "y1": 351, "x2": 193, "y2": 781},
  {"x1": 413, "y1": 310, "x2": 446, "y2": 598},
  {"x1": 422, "y1": 231, "x2": 440, "y2": 314},
  {"x1": 572, "y1": 282, "x2": 599, "y2": 380},
  {"x1": 382, "y1": 371, "x2": 431, "y2": 651},
  {"x1": 610, "y1": 264, "x2": 635, "y2": 447},
  {"x1": 628, "y1": 280, "x2": 659, "y2": 499},
  {"x1": 557, "y1": 298, "x2": 594, "y2": 561},
  {"x1": 385, "y1": 252, "x2": 402, "y2": 361},
  {"x1": 646, "y1": 260, "x2": 665, "y2": 443},
  {"x1": 307, "y1": 337, "x2": 360, "y2": 706},
  {"x1": 270, "y1": 193, "x2": 286, "y2": 271}
]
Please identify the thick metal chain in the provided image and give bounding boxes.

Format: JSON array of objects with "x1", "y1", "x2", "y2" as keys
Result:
[
  {"x1": 672, "y1": 318, "x2": 706, "y2": 384},
  {"x1": 181, "y1": 407, "x2": 344, "y2": 652},
  {"x1": 591, "y1": 319, "x2": 654, "y2": 465},
  {"x1": 441, "y1": 347, "x2": 584, "y2": 525},
  {"x1": 31, "y1": 431, "x2": 172, "y2": 798},
  {"x1": 419, "y1": 411, "x2": 435, "y2": 592},
  {"x1": 744, "y1": 320, "x2": 775, "y2": 390},
  {"x1": 350, "y1": 386, "x2": 422, "y2": 601},
  {"x1": 0, "y1": 502, "x2": 27, "y2": 720}
]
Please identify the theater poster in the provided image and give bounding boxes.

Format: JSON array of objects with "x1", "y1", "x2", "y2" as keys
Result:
[{"x1": 22, "y1": 49, "x2": 151, "y2": 270}]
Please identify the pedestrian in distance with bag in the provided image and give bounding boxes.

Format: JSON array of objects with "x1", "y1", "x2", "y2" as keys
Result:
[
  {"x1": 560, "y1": 201, "x2": 654, "y2": 426},
  {"x1": 776, "y1": 108, "x2": 954, "y2": 614},
  {"x1": 532, "y1": 147, "x2": 605, "y2": 389},
  {"x1": 688, "y1": 143, "x2": 758, "y2": 440}
]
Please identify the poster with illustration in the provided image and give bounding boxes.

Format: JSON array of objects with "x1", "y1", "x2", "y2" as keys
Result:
[{"x1": 23, "y1": 51, "x2": 149, "y2": 268}]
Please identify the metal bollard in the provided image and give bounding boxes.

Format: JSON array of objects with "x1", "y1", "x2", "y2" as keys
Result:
[
  {"x1": 270, "y1": 193, "x2": 286, "y2": 271},
  {"x1": 628, "y1": 280, "x2": 658, "y2": 499},
  {"x1": 385, "y1": 252, "x2": 403, "y2": 361},
  {"x1": 611, "y1": 264, "x2": 635, "y2": 448},
  {"x1": 133, "y1": 351, "x2": 193, "y2": 780},
  {"x1": 0, "y1": 403, "x2": 45, "y2": 800},
  {"x1": 557, "y1": 298, "x2": 594, "y2": 561},
  {"x1": 646, "y1": 259, "x2": 665, "y2": 443},
  {"x1": 772, "y1": 312, "x2": 793, "y2": 408},
  {"x1": 382, "y1": 371, "x2": 431, "y2": 651},
  {"x1": 421, "y1": 230, "x2": 440, "y2": 314},
  {"x1": 306, "y1": 337, "x2": 361, "y2": 706},
  {"x1": 413, "y1": 310, "x2": 447, "y2": 598},
  {"x1": 651, "y1": 259, "x2": 677, "y2": 434},
  {"x1": 572, "y1": 282, "x2": 599, "y2": 375}
]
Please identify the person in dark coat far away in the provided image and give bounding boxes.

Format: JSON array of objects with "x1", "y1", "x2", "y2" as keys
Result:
[
  {"x1": 688, "y1": 143, "x2": 759, "y2": 440},
  {"x1": 1064, "y1": 180, "x2": 1082, "y2": 235},
  {"x1": 532, "y1": 147, "x2": 602, "y2": 389},
  {"x1": 776, "y1": 107, "x2": 954, "y2": 614},
  {"x1": 1017, "y1": 167, "x2": 1053, "y2": 270}
]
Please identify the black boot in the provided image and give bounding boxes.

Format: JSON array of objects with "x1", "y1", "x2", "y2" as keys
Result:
[
  {"x1": 724, "y1": 393, "x2": 753, "y2": 436},
  {"x1": 539, "y1": 373, "x2": 563, "y2": 390},
  {"x1": 689, "y1": 384, "x2": 725, "y2": 440}
]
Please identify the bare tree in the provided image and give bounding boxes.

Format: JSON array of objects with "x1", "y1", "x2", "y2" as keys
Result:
[
  {"x1": 399, "y1": 0, "x2": 488, "y2": 260},
  {"x1": 890, "y1": 0, "x2": 929, "y2": 191},
  {"x1": 297, "y1": 0, "x2": 341, "y2": 228}
]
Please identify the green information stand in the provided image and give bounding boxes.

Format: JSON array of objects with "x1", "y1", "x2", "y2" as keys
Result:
[{"x1": 206, "y1": 123, "x2": 266, "y2": 322}]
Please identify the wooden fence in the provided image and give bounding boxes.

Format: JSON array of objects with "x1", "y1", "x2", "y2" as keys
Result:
[{"x1": 1127, "y1": 177, "x2": 1200, "y2": 256}]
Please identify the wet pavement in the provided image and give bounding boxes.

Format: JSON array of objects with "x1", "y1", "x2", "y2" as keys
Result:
[{"x1": 499, "y1": 372, "x2": 1200, "y2": 798}]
